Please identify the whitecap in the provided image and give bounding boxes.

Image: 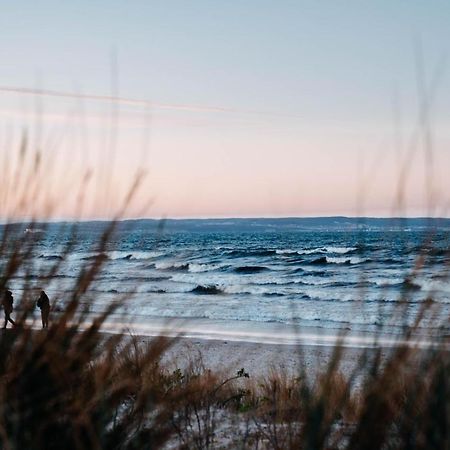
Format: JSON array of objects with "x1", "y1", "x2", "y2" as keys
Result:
[
  {"x1": 188, "y1": 263, "x2": 227, "y2": 273},
  {"x1": 326, "y1": 256, "x2": 366, "y2": 265},
  {"x1": 324, "y1": 246, "x2": 357, "y2": 254}
]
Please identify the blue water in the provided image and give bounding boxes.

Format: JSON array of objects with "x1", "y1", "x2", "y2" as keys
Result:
[{"x1": 3, "y1": 219, "x2": 450, "y2": 337}]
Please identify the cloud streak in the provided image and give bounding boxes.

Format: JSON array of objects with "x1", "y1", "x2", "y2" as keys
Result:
[{"x1": 0, "y1": 85, "x2": 303, "y2": 120}]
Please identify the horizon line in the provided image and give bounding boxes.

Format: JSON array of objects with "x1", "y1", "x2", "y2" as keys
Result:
[{"x1": 2, "y1": 215, "x2": 450, "y2": 225}]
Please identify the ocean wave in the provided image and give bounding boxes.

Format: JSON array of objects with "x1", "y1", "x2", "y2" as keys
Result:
[
  {"x1": 108, "y1": 251, "x2": 165, "y2": 261},
  {"x1": 284, "y1": 257, "x2": 305, "y2": 265},
  {"x1": 121, "y1": 254, "x2": 134, "y2": 260},
  {"x1": 372, "y1": 277, "x2": 406, "y2": 287},
  {"x1": 81, "y1": 253, "x2": 108, "y2": 261},
  {"x1": 289, "y1": 267, "x2": 329, "y2": 277},
  {"x1": 80, "y1": 251, "x2": 165, "y2": 262},
  {"x1": 102, "y1": 275, "x2": 171, "y2": 283},
  {"x1": 24, "y1": 227, "x2": 44, "y2": 234},
  {"x1": 252, "y1": 279, "x2": 305, "y2": 286},
  {"x1": 290, "y1": 267, "x2": 305, "y2": 273},
  {"x1": 234, "y1": 266, "x2": 270, "y2": 274},
  {"x1": 429, "y1": 248, "x2": 449, "y2": 257},
  {"x1": 155, "y1": 262, "x2": 190, "y2": 271},
  {"x1": 296, "y1": 279, "x2": 371, "y2": 288},
  {"x1": 310, "y1": 256, "x2": 328, "y2": 265},
  {"x1": 389, "y1": 279, "x2": 422, "y2": 291},
  {"x1": 326, "y1": 280, "x2": 373, "y2": 288},
  {"x1": 38, "y1": 254, "x2": 64, "y2": 261},
  {"x1": 326, "y1": 256, "x2": 368, "y2": 265},
  {"x1": 190, "y1": 285, "x2": 224, "y2": 295},
  {"x1": 147, "y1": 276, "x2": 171, "y2": 282},
  {"x1": 276, "y1": 249, "x2": 303, "y2": 255},
  {"x1": 389, "y1": 277, "x2": 450, "y2": 294},
  {"x1": 324, "y1": 246, "x2": 358, "y2": 254},
  {"x1": 276, "y1": 246, "x2": 357, "y2": 256},
  {"x1": 187, "y1": 262, "x2": 228, "y2": 273},
  {"x1": 411, "y1": 246, "x2": 449, "y2": 258},
  {"x1": 10, "y1": 273, "x2": 75, "y2": 280},
  {"x1": 222, "y1": 283, "x2": 315, "y2": 296},
  {"x1": 309, "y1": 256, "x2": 367, "y2": 265},
  {"x1": 155, "y1": 261, "x2": 226, "y2": 273},
  {"x1": 277, "y1": 248, "x2": 324, "y2": 256},
  {"x1": 381, "y1": 257, "x2": 404, "y2": 265},
  {"x1": 419, "y1": 278, "x2": 450, "y2": 293},
  {"x1": 224, "y1": 249, "x2": 277, "y2": 258},
  {"x1": 90, "y1": 287, "x2": 165, "y2": 295},
  {"x1": 288, "y1": 315, "x2": 381, "y2": 327},
  {"x1": 222, "y1": 285, "x2": 255, "y2": 295}
]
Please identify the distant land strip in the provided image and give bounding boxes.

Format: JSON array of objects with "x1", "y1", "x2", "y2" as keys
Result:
[{"x1": 2, "y1": 217, "x2": 450, "y2": 232}]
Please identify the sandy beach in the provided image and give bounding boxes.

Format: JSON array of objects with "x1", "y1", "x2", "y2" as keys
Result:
[
  {"x1": 131, "y1": 334, "x2": 391, "y2": 380},
  {"x1": 22, "y1": 314, "x2": 426, "y2": 378}
]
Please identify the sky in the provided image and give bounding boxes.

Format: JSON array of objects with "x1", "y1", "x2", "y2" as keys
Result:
[{"x1": 0, "y1": 1, "x2": 449, "y2": 219}]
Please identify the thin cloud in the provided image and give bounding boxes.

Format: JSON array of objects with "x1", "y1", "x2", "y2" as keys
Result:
[{"x1": 0, "y1": 85, "x2": 303, "y2": 119}]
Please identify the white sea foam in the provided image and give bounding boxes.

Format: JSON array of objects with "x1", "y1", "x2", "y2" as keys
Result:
[
  {"x1": 299, "y1": 248, "x2": 325, "y2": 255},
  {"x1": 277, "y1": 246, "x2": 357, "y2": 255},
  {"x1": 326, "y1": 256, "x2": 366, "y2": 265},
  {"x1": 188, "y1": 263, "x2": 226, "y2": 273},
  {"x1": 413, "y1": 278, "x2": 450, "y2": 295},
  {"x1": 155, "y1": 261, "x2": 188, "y2": 270},
  {"x1": 108, "y1": 250, "x2": 164, "y2": 260},
  {"x1": 324, "y1": 246, "x2": 357, "y2": 254},
  {"x1": 276, "y1": 249, "x2": 301, "y2": 255},
  {"x1": 372, "y1": 277, "x2": 405, "y2": 287}
]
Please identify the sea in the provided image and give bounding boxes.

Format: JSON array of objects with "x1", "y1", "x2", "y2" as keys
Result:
[{"x1": 3, "y1": 217, "x2": 450, "y2": 345}]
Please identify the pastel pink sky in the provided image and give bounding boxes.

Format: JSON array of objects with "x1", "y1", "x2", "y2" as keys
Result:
[
  {"x1": 1, "y1": 98, "x2": 449, "y2": 220},
  {"x1": 0, "y1": 1, "x2": 449, "y2": 219}
]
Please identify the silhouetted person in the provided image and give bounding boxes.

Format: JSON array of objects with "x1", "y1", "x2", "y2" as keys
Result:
[
  {"x1": 37, "y1": 290, "x2": 50, "y2": 329},
  {"x1": 2, "y1": 290, "x2": 16, "y2": 329}
]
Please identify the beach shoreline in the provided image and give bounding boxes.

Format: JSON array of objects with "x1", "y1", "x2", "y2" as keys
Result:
[
  {"x1": 102, "y1": 331, "x2": 393, "y2": 379},
  {"x1": 6, "y1": 315, "x2": 446, "y2": 380},
  {"x1": 19, "y1": 313, "x2": 446, "y2": 378}
]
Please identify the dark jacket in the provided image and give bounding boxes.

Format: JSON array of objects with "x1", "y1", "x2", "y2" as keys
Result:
[
  {"x1": 2, "y1": 291, "x2": 13, "y2": 313},
  {"x1": 37, "y1": 292, "x2": 50, "y2": 310}
]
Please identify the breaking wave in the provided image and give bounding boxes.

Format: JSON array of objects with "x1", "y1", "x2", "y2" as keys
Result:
[
  {"x1": 234, "y1": 266, "x2": 270, "y2": 274},
  {"x1": 191, "y1": 285, "x2": 224, "y2": 295}
]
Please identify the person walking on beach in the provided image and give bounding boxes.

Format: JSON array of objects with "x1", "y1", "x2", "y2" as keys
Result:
[
  {"x1": 2, "y1": 290, "x2": 16, "y2": 329},
  {"x1": 37, "y1": 290, "x2": 50, "y2": 329}
]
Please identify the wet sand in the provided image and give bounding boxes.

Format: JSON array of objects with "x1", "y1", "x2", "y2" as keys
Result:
[{"x1": 22, "y1": 315, "x2": 434, "y2": 378}]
